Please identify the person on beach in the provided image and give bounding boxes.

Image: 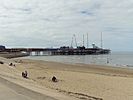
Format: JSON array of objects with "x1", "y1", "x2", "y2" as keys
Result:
[
  {"x1": 22, "y1": 71, "x2": 28, "y2": 78},
  {"x1": 9, "y1": 63, "x2": 15, "y2": 67},
  {"x1": 52, "y1": 76, "x2": 57, "y2": 82},
  {"x1": 9, "y1": 63, "x2": 13, "y2": 66},
  {"x1": 25, "y1": 71, "x2": 28, "y2": 77},
  {"x1": 0, "y1": 61, "x2": 4, "y2": 64}
]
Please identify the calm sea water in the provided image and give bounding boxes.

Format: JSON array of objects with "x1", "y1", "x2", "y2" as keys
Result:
[{"x1": 22, "y1": 52, "x2": 133, "y2": 68}]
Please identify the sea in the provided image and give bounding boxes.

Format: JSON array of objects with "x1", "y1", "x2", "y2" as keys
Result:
[{"x1": 22, "y1": 52, "x2": 133, "y2": 68}]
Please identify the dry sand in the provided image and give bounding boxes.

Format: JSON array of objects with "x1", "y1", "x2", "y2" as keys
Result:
[{"x1": 0, "y1": 57, "x2": 133, "y2": 100}]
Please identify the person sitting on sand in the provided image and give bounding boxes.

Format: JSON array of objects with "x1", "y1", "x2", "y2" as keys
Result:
[
  {"x1": 52, "y1": 76, "x2": 57, "y2": 82},
  {"x1": 9, "y1": 63, "x2": 13, "y2": 66},
  {"x1": 9, "y1": 63, "x2": 15, "y2": 67},
  {"x1": 25, "y1": 71, "x2": 27, "y2": 77},
  {"x1": 22, "y1": 72, "x2": 25, "y2": 78},
  {"x1": 0, "y1": 61, "x2": 4, "y2": 64},
  {"x1": 22, "y1": 71, "x2": 28, "y2": 78}
]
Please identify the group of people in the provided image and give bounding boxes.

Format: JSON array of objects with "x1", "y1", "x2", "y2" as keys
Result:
[
  {"x1": 21, "y1": 70, "x2": 58, "y2": 82},
  {"x1": 9, "y1": 63, "x2": 15, "y2": 67}
]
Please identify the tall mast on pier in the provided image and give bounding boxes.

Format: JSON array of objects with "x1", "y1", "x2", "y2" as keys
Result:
[
  {"x1": 101, "y1": 32, "x2": 103, "y2": 48},
  {"x1": 71, "y1": 34, "x2": 77, "y2": 48},
  {"x1": 83, "y1": 34, "x2": 84, "y2": 46},
  {"x1": 87, "y1": 33, "x2": 89, "y2": 48},
  {"x1": 74, "y1": 34, "x2": 77, "y2": 47},
  {"x1": 71, "y1": 36, "x2": 73, "y2": 48}
]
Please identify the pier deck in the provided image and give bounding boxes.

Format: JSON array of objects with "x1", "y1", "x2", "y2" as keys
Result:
[{"x1": 4, "y1": 47, "x2": 110, "y2": 56}]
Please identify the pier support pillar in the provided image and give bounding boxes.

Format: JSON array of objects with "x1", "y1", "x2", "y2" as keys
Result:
[{"x1": 35, "y1": 51, "x2": 40, "y2": 56}]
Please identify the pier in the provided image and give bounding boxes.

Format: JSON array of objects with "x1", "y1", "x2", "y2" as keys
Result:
[
  {"x1": 4, "y1": 46, "x2": 110, "y2": 56},
  {"x1": 0, "y1": 33, "x2": 111, "y2": 57}
]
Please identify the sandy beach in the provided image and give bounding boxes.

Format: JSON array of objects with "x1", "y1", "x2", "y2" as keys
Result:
[{"x1": 0, "y1": 57, "x2": 133, "y2": 100}]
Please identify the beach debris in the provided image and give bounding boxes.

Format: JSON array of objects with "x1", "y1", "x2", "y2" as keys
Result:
[
  {"x1": 52, "y1": 76, "x2": 58, "y2": 82},
  {"x1": 57, "y1": 89, "x2": 103, "y2": 100},
  {"x1": 22, "y1": 70, "x2": 28, "y2": 78},
  {"x1": 37, "y1": 76, "x2": 46, "y2": 80},
  {"x1": 14, "y1": 60, "x2": 23, "y2": 63},
  {"x1": 18, "y1": 60, "x2": 23, "y2": 63},
  {"x1": 0, "y1": 61, "x2": 4, "y2": 64}
]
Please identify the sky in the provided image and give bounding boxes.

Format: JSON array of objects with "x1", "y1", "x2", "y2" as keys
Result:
[{"x1": 0, "y1": 0, "x2": 133, "y2": 51}]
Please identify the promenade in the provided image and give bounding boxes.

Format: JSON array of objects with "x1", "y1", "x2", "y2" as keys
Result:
[{"x1": 0, "y1": 82, "x2": 33, "y2": 100}]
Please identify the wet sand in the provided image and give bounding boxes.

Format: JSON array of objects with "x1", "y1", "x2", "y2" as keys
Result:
[{"x1": 0, "y1": 57, "x2": 133, "y2": 100}]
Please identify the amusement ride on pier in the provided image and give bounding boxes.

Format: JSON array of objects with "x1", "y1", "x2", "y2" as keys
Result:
[{"x1": 51, "y1": 33, "x2": 110, "y2": 55}]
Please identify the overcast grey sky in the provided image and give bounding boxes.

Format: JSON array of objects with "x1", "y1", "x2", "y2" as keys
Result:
[{"x1": 0, "y1": 0, "x2": 133, "y2": 51}]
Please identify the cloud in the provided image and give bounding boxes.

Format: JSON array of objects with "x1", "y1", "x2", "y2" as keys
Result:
[{"x1": 0, "y1": 0, "x2": 132, "y2": 51}]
